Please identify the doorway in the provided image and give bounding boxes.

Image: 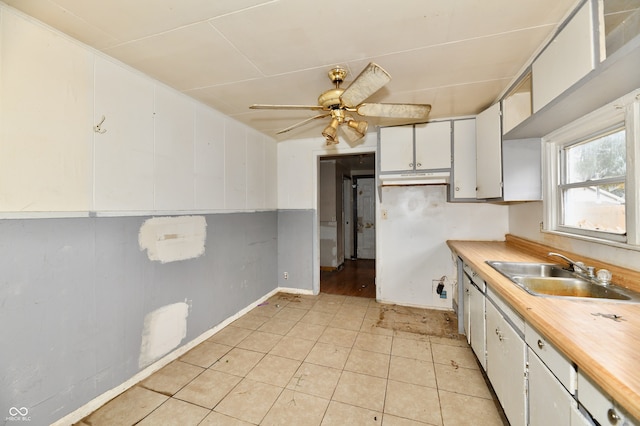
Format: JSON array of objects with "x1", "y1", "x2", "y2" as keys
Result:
[{"x1": 319, "y1": 153, "x2": 376, "y2": 297}]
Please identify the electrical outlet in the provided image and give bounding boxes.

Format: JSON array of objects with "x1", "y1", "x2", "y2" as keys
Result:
[{"x1": 283, "y1": 272, "x2": 289, "y2": 280}]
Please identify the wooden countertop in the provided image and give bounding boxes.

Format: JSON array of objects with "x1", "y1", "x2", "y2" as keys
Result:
[{"x1": 448, "y1": 237, "x2": 640, "y2": 422}]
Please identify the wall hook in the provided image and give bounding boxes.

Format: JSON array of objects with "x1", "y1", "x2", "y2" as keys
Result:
[{"x1": 94, "y1": 115, "x2": 107, "y2": 134}]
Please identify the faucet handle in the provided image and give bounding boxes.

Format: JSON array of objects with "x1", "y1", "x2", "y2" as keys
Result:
[
  {"x1": 597, "y1": 269, "x2": 612, "y2": 285},
  {"x1": 586, "y1": 266, "x2": 595, "y2": 278}
]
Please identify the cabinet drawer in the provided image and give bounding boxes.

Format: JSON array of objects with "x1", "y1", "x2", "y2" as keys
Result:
[
  {"x1": 525, "y1": 322, "x2": 576, "y2": 394},
  {"x1": 578, "y1": 371, "x2": 634, "y2": 426},
  {"x1": 487, "y1": 287, "x2": 523, "y2": 334},
  {"x1": 462, "y1": 263, "x2": 485, "y2": 291}
]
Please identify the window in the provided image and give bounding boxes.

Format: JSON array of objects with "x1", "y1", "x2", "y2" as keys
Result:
[
  {"x1": 560, "y1": 127, "x2": 626, "y2": 236},
  {"x1": 544, "y1": 89, "x2": 640, "y2": 246}
]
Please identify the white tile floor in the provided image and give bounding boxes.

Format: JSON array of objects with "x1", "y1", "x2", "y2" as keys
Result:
[{"x1": 76, "y1": 293, "x2": 506, "y2": 425}]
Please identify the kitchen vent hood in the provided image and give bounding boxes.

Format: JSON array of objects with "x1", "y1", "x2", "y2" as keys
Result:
[{"x1": 379, "y1": 171, "x2": 450, "y2": 186}]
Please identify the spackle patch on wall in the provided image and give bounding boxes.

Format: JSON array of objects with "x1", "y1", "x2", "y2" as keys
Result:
[
  {"x1": 139, "y1": 302, "x2": 189, "y2": 368},
  {"x1": 138, "y1": 216, "x2": 206, "y2": 263}
]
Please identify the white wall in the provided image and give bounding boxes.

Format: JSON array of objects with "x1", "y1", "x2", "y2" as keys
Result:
[
  {"x1": 0, "y1": 5, "x2": 277, "y2": 216},
  {"x1": 378, "y1": 186, "x2": 508, "y2": 308},
  {"x1": 277, "y1": 132, "x2": 510, "y2": 305},
  {"x1": 278, "y1": 133, "x2": 377, "y2": 293}
]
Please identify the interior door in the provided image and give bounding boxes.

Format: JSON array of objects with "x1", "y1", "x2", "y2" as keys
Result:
[
  {"x1": 356, "y1": 177, "x2": 376, "y2": 259},
  {"x1": 343, "y1": 177, "x2": 353, "y2": 259}
]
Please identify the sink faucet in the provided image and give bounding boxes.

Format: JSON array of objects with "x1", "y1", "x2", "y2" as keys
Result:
[{"x1": 547, "y1": 252, "x2": 595, "y2": 278}]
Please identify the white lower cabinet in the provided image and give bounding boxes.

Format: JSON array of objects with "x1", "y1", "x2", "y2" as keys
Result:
[
  {"x1": 462, "y1": 274, "x2": 471, "y2": 343},
  {"x1": 456, "y1": 261, "x2": 635, "y2": 426},
  {"x1": 462, "y1": 270, "x2": 486, "y2": 369},
  {"x1": 469, "y1": 279, "x2": 486, "y2": 370},
  {"x1": 578, "y1": 371, "x2": 636, "y2": 426},
  {"x1": 528, "y1": 347, "x2": 574, "y2": 425},
  {"x1": 486, "y1": 298, "x2": 527, "y2": 425}
]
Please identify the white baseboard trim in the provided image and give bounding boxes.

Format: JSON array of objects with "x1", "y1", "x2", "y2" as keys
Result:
[{"x1": 52, "y1": 287, "x2": 310, "y2": 425}]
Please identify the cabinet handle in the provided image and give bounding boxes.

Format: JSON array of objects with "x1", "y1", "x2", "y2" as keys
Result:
[
  {"x1": 498, "y1": 333, "x2": 503, "y2": 341},
  {"x1": 416, "y1": 162, "x2": 422, "y2": 168},
  {"x1": 455, "y1": 187, "x2": 460, "y2": 191},
  {"x1": 608, "y1": 408, "x2": 621, "y2": 424},
  {"x1": 409, "y1": 162, "x2": 414, "y2": 168},
  {"x1": 537, "y1": 339, "x2": 545, "y2": 349},
  {"x1": 495, "y1": 328, "x2": 500, "y2": 335}
]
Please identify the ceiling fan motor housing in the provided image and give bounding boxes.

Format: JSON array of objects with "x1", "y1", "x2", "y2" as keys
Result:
[{"x1": 318, "y1": 88, "x2": 345, "y2": 109}]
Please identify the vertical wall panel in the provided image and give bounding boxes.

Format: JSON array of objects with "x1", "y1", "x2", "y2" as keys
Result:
[
  {"x1": 194, "y1": 105, "x2": 225, "y2": 210},
  {"x1": 0, "y1": 11, "x2": 93, "y2": 211},
  {"x1": 94, "y1": 57, "x2": 155, "y2": 211},
  {"x1": 154, "y1": 86, "x2": 195, "y2": 210},
  {"x1": 224, "y1": 120, "x2": 247, "y2": 210},
  {"x1": 246, "y1": 130, "x2": 265, "y2": 209}
]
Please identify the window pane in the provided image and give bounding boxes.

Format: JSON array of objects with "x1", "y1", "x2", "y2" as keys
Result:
[
  {"x1": 562, "y1": 184, "x2": 625, "y2": 234},
  {"x1": 565, "y1": 129, "x2": 626, "y2": 184}
]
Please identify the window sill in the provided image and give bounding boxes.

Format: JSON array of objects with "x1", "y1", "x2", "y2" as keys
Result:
[{"x1": 542, "y1": 228, "x2": 640, "y2": 252}]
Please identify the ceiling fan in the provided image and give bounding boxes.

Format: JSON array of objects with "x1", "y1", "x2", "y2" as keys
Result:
[{"x1": 249, "y1": 62, "x2": 431, "y2": 145}]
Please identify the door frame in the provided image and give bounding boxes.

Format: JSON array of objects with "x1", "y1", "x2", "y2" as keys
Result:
[{"x1": 315, "y1": 149, "x2": 376, "y2": 295}]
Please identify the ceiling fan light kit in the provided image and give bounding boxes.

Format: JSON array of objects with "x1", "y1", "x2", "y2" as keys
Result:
[{"x1": 250, "y1": 62, "x2": 431, "y2": 144}]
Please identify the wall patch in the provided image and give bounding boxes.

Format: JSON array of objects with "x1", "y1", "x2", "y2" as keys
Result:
[
  {"x1": 138, "y1": 302, "x2": 189, "y2": 368},
  {"x1": 138, "y1": 216, "x2": 206, "y2": 263}
]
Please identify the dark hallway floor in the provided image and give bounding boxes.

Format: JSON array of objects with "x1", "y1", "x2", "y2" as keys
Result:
[{"x1": 320, "y1": 259, "x2": 376, "y2": 298}]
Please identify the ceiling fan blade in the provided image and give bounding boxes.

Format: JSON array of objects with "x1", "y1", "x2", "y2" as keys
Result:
[
  {"x1": 356, "y1": 103, "x2": 432, "y2": 119},
  {"x1": 276, "y1": 113, "x2": 331, "y2": 134},
  {"x1": 250, "y1": 104, "x2": 326, "y2": 111},
  {"x1": 340, "y1": 62, "x2": 391, "y2": 108}
]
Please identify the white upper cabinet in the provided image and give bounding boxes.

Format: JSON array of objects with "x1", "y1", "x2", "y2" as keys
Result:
[
  {"x1": 414, "y1": 121, "x2": 451, "y2": 170},
  {"x1": 94, "y1": 58, "x2": 155, "y2": 211},
  {"x1": 379, "y1": 125, "x2": 414, "y2": 172},
  {"x1": 532, "y1": 2, "x2": 595, "y2": 112},
  {"x1": 379, "y1": 121, "x2": 451, "y2": 174},
  {"x1": 153, "y1": 86, "x2": 196, "y2": 211},
  {"x1": 451, "y1": 119, "x2": 477, "y2": 200},
  {"x1": 475, "y1": 103, "x2": 502, "y2": 199},
  {"x1": 0, "y1": 11, "x2": 94, "y2": 212}
]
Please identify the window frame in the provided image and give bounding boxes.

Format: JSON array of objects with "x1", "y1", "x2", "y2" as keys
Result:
[{"x1": 543, "y1": 89, "x2": 640, "y2": 248}]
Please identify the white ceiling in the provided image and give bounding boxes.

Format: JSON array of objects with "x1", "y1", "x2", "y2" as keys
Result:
[{"x1": 6, "y1": 0, "x2": 580, "y2": 141}]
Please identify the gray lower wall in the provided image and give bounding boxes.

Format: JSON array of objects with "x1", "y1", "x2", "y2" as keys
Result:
[
  {"x1": 0, "y1": 211, "x2": 278, "y2": 425},
  {"x1": 277, "y1": 209, "x2": 315, "y2": 291}
]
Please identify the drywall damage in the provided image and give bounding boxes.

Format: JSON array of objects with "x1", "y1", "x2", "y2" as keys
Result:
[
  {"x1": 138, "y1": 216, "x2": 206, "y2": 263},
  {"x1": 138, "y1": 302, "x2": 189, "y2": 368}
]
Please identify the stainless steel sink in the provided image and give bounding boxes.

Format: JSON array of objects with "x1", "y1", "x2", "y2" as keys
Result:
[
  {"x1": 486, "y1": 260, "x2": 640, "y2": 303},
  {"x1": 512, "y1": 276, "x2": 630, "y2": 300},
  {"x1": 486, "y1": 261, "x2": 574, "y2": 278}
]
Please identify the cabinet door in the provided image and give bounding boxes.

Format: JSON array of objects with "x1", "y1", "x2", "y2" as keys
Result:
[
  {"x1": 414, "y1": 121, "x2": 451, "y2": 170},
  {"x1": 578, "y1": 371, "x2": 630, "y2": 426},
  {"x1": 469, "y1": 282, "x2": 486, "y2": 370},
  {"x1": 463, "y1": 274, "x2": 472, "y2": 344},
  {"x1": 379, "y1": 126, "x2": 414, "y2": 172},
  {"x1": 502, "y1": 138, "x2": 542, "y2": 201},
  {"x1": 452, "y1": 119, "x2": 477, "y2": 199},
  {"x1": 475, "y1": 103, "x2": 503, "y2": 199},
  {"x1": 94, "y1": 57, "x2": 155, "y2": 211},
  {"x1": 532, "y1": 2, "x2": 595, "y2": 112},
  {"x1": 0, "y1": 11, "x2": 93, "y2": 212},
  {"x1": 528, "y1": 348, "x2": 573, "y2": 426},
  {"x1": 486, "y1": 301, "x2": 526, "y2": 426}
]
